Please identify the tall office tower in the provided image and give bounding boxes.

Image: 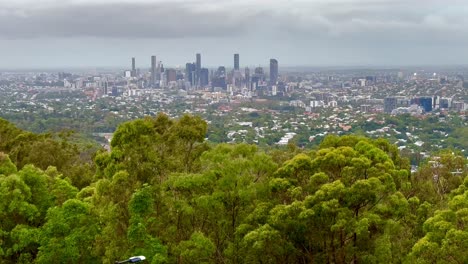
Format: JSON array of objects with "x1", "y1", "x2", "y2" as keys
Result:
[
  {"x1": 131, "y1": 57, "x2": 136, "y2": 77},
  {"x1": 151, "y1": 55, "x2": 157, "y2": 86},
  {"x1": 234, "y1": 54, "x2": 240, "y2": 70},
  {"x1": 200, "y1": 68, "x2": 209, "y2": 87},
  {"x1": 156, "y1": 61, "x2": 162, "y2": 81},
  {"x1": 245, "y1": 67, "x2": 251, "y2": 89},
  {"x1": 159, "y1": 62, "x2": 164, "y2": 80},
  {"x1": 384, "y1": 97, "x2": 397, "y2": 114},
  {"x1": 166, "y1": 69, "x2": 177, "y2": 83},
  {"x1": 196, "y1": 53, "x2": 201, "y2": 86},
  {"x1": 270, "y1": 59, "x2": 278, "y2": 86},
  {"x1": 419, "y1": 97, "x2": 433, "y2": 112},
  {"x1": 185, "y1": 63, "x2": 196, "y2": 87},
  {"x1": 254, "y1": 66, "x2": 265, "y2": 83},
  {"x1": 104, "y1": 81, "x2": 108, "y2": 95},
  {"x1": 433, "y1": 95, "x2": 439, "y2": 109},
  {"x1": 212, "y1": 66, "x2": 227, "y2": 89}
]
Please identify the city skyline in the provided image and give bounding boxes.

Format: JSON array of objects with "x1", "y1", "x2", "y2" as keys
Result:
[
  {"x1": 1, "y1": 0, "x2": 468, "y2": 68},
  {"x1": 127, "y1": 53, "x2": 277, "y2": 71}
]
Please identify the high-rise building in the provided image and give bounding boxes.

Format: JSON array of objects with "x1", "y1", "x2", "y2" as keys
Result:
[
  {"x1": 131, "y1": 57, "x2": 136, "y2": 77},
  {"x1": 419, "y1": 97, "x2": 433, "y2": 112},
  {"x1": 156, "y1": 61, "x2": 162, "y2": 82},
  {"x1": 439, "y1": 98, "x2": 452, "y2": 109},
  {"x1": 245, "y1": 67, "x2": 250, "y2": 88},
  {"x1": 103, "y1": 81, "x2": 108, "y2": 95},
  {"x1": 254, "y1": 67, "x2": 264, "y2": 75},
  {"x1": 166, "y1": 69, "x2": 177, "y2": 83},
  {"x1": 234, "y1": 54, "x2": 240, "y2": 70},
  {"x1": 270, "y1": 59, "x2": 278, "y2": 86},
  {"x1": 200, "y1": 68, "x2": 209, "y2": 87},
  {"x1": 212, "y1": 66, "x2": 227, "y2": 89},
  {"x1": 196, "y1": 53, "x2": 201, "y2": 86},
  {"x1": 151, "y1": 55, "x2": 157, "y2": 86},
  {"x1": 384, "y1": 97, "x2": 397, "y2": 114},
  {"x1": 185, "y1": 63, "x2": 196, "y2": 87},
  {"x1": 253, "y1": 67, "x2": 265, "y2": 85}
]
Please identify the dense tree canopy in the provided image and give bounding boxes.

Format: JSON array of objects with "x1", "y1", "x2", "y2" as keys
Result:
[{"x1": 0, "y1": 115, "x2": 467, "y2": 263}]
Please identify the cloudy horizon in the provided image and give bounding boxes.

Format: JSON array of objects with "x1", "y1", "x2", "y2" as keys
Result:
[{"x1": 1, "y1": 0, "x2": 467, "y2": 69}]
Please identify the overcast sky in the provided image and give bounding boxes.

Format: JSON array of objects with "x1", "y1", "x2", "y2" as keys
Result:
[{"x1": 1, "y1": 0, "x2": 467, "y2": 69}]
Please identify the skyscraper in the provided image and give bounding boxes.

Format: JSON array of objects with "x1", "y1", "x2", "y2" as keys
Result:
[
  {"x1": 131, "y1": 57, "x2": 136, "y2": 77},
  {"x1": 234, "y1": 54, "x2": 239, "y2": 70},
  {"x1": 384, "y1": 97, "x2": 397, "y2": 114},
  {"x1": 245, "y1": 67, "x2": 251, "y2": 89},
  {"x1": 254, "y1": 67, "x2": 265, "y2": 82},
  {"x1": 270, "y1": 59, "x2": 278, "y2": 86},
  {"x1": 185, "y1": 62, "x2": 196, "y2": 87},
  {"x1": 419, "y1": 97, "x2": 433, "y2": 112},
  {"x1": 151, "y1": 55, "x2": 157, "y2": 86},
  {"x1": 200, "y1": 68, "x2": 209, "y2": 87},
  {"x1": 166, "y1": 69, "x2": 177, "y2": 83},
  {"x1": 212, "y1": 66, "x2": 227, "y2": 89},
  {"x1": 196, "y1": 53, "x2": 201, "y2": 87}
]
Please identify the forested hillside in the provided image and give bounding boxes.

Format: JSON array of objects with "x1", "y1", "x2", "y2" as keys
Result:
[{"x1": 0, "y1": 114, "x2": 466, "y2": 263}]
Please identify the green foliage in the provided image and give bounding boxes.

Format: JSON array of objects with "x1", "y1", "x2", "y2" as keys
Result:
[
  {"x1": 99, "y1": 113, "x2": 208, "y2": 184},
  {"x1": 177, "y1": 232, "x2": 215, "y2": 264},
  {"x1": 0, "y1": 118, "x2": 96, "y2": 190},
  {"x1": 0, "y1": 153, "x2": 17, "y2": 176},
  {"x1": 36, "y1": 199, "x2": 99, "y2": 264},
  {"x1": 0, "y1": 117, "x2": 467, "y2": 264},
  {"x1": 408, "y1": 178, "x2": 468, "y2": 263}
]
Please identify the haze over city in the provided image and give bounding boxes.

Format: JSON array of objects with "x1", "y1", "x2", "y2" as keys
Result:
[{"x1": 1, "y1": 0, "x2": 468, "y2": 68}]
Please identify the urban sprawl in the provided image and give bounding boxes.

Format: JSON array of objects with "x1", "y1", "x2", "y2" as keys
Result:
[{"x1": 0, "y1": 54, "x2": 467, "y2": 168}]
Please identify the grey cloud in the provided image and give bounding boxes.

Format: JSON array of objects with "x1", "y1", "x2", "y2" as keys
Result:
[
  {"x1": 0, "y1": 2, "x2": 259, "y2": 39},
  {"x1": 267, "y1": 1, "x2": 468, "y2": 45},
  {"x1": 0, "y1": 0, "x2": 467, "y2": 45}
]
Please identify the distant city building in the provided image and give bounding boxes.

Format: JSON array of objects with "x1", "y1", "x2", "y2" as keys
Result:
[
  {"x1": 166, "y1": 69, "x2": 177, "y2": 83},
  {"x1": 254, "y1": 67, "x2": 264, "y2": 75},
  {"x1": 419, "y1": 97, "x2": 433, "y2": 112},
  {"x1": 391, "y1": 104, "x2": 423, "y2": 115},
  {"x1": 245, "y1": 67, "x2": 251, "y2": 89},
  {"x1": 397, "y1": 97, "x2": 411, "y2": 108},
  {"x1": 196, "y1": 53, "x2": 201, "y2": 87},
  {"x1": 272, "y1": 85, "x2": 277, "y2": 96},
  {"x1": 270, "y1": 59, "x2": 278, "y2": 86},
  {"x1": 310, "y1": 100, "x2": 324, "y2": 108},
  {"x1": 384, "y1": 97, "x2": 398, "y2": 114},
  {"x1": 234, "y1": 54, "x2": 239, "y2": 70},
  {"x1": 410, "y1": 97, "x2": 433, "y2": 112},
  {"x1": 185, "y1": 62, "x2": 196, "y2": 87},
  {"x1": 111, "y1": 86, "x2": 120, "y2": 96},
  {"x1": 433, "y1": 96, "x2": 440, "y2": 109},
  {"x1": 365, "y1": 76, "x2": 376, "y2": 84},
  {"x1": 103, "y1": 81, "x2": 108, "y2": 95},
  {"x1": 254, "y1": 67, "x2": 265, "y2": 85},
  {"x1": 151, "y1": 55, "x2": 157, "y2": 86},
  {"x1": 359, "y1": 79, "x2": 366, "y2": 87},
  {"x1": 124, "y1": 70, "x2": 131, "y2": 78},
  {"x1": 451, "y1": 101, "x2": 466, "y2": 112},
  {"x1": 439, "y1": 97, "x2": 452, "y2": 109},
  {"x1": 131, "y1": 57, "x2": 136, "y2": 77},
  {"x1": 159, "y1": 63, "x2": 164, "y2": 75},
  {"x1": 360, "y1": 104, "x2": 371, "y2": 112},
  {"x1": 58, "y1": 72, "x2": 72, "y2": 80},
  {"x1": 200, "y1": 68, "x2": 209, "y2": 87},
  {"x1": 212, "y1": 66, "x2": 226, "y2": 89}
]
